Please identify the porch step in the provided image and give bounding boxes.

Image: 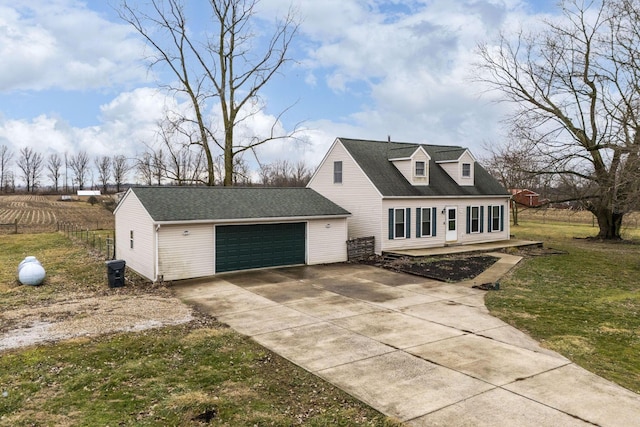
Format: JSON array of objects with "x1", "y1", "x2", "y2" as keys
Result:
[{"x1": 382, "y1": 252, "x2": 405, "y2": 262}]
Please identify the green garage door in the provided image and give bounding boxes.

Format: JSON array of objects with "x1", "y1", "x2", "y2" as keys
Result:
[{"x1": 216, "y1": 222, "x2": 306, "y2": 273}]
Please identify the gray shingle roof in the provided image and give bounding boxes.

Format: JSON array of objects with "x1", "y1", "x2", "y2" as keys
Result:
[
  {"x1": 129, "y1": 186, "x2": 350, "y2": 222},
  {"x1": 339, "y1": 138, "x2": 509, "y2": 197}
]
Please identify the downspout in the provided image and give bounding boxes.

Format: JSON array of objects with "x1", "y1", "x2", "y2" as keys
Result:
[{"x1": 155, "y1": 224, "x2": 160, "y2": 282}]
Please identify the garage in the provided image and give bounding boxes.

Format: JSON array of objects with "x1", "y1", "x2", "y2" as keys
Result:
[
  {"x1": 114, "y1": 186, "x2": 350, "y2": 281},
  {"x1": 216, "y1": 222, "x2": 306, "y2": 273}
]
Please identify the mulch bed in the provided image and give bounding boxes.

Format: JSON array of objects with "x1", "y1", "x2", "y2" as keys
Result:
[{"x1": 361, "y1": 255, "x2": 499, "y2": 283}]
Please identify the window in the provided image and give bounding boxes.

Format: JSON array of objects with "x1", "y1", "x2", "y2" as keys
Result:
[
  {"x1": 420, "y1": 207, "x2": 432, "y2": 237},
  {"x1": 394, "y1": 208, "x2": 405, "y2": 238},
  {"x1": 415, "y1": 161, "x2": 426, "y2": 177},
  {"x1": 462, "y1": 163, "x2": 471, "y2": 178},
  {"x1": 129, "y1": 230, "x2": 134, "y2": 249},
  {"x1": 333, "y1": 161, "x2": 342, "y2": 184},
  {"x1": 490, "y1": 205, "x2": 502, "y2": 232},
  {"x1": 470, "y1": 206, "x2": 480, "y2": 233}
]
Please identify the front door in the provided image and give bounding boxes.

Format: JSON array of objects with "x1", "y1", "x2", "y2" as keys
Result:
[{"x1": 445, "y1": 207, "x2": 457, "y2": 242}]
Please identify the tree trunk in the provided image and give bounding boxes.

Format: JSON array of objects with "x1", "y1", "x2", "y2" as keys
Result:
[
  {"x1": 511, "y1": 200, "x2": 519, "y2": 226},
  {"x1": 594, "y1": 208, "x2": 623, "y2": 240}
]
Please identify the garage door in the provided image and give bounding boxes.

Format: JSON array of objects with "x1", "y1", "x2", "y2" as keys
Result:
[{"x1": 215, "y1": 222, "x2": 306, "y2": 273}]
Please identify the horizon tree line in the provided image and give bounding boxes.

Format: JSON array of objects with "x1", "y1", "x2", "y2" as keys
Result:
[{"x1": 0, "y1": 143, "x2": 312, "y2": 193}]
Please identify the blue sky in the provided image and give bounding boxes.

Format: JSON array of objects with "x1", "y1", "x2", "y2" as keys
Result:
[{"x1": 0, "y1": 0, "x2": 559, "y2": 182}]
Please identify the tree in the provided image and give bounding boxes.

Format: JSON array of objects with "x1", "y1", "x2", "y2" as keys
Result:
[
  {"x1": 0, "y1": 145, "x2": 13, "y2": 193},
  {"x1": 46, "y1": 153, "x2": 62, "y2": 192},
  {"x1": 137, "y1": 152, "x2": 154, "y2": 185},
  {"x1": 476, "y1": 0, "x2": 640, "y2": 239},
  {"x1": 483, "y1": 138, "x2": 553, "y2": 226},
  {"x1": 156, "y1": 121, "x2": 207, "y2": 185},
  {"x1": 94, "y1": 156, "x2": 111, "y2": 193},
  {"x1": 258, "y1": 159, "x2": 312, "y2": 187},
  {"x1": 120, "y1": 0, "x2": 300, "y2": 186},
  {"x1": 112, "y1": 155, "x2": 131, "y2": 193},
  {"x1": 16, "y1": 147, "x2": 44, "y2": 192},
  {"x1": 70, "y1": 151, "x2": 90, "y2": 190}
]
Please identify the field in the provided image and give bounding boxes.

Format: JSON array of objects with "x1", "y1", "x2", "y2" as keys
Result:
[
  {"x1": 518, "y1": 206, "x2": 640, "y2": 231},
  {"x1": 0, "y1": 194, "x2": 115, "y2": 234}
]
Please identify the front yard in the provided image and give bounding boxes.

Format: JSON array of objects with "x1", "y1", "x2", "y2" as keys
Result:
[
  {"x1": 0, "y1": 233, "x2": 397, "y2": 426},
  {"x1": 486, "y1": 220, "x2": 640, "y2": 393}
]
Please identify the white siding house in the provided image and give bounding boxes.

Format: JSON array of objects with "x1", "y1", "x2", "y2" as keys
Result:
[
  {"x1": 114, "y1": 187, "x2": 350, "y2": 281},
  {"x1": 308, "y1": 138, "x2": 511, "y2": 254}
]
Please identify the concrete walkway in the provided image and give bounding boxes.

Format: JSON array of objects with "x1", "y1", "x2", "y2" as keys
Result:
[{"x1": 173, "y1": 256, "x2": 640, "y2": 426}]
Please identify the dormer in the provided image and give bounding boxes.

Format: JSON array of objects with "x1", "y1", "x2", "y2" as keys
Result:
[
  {"x1": 436, "y1": 149, "x2": 476, "y2": 186},
  {"x1": 389, "y1": 146, "x2": 431, "y2": 186}
]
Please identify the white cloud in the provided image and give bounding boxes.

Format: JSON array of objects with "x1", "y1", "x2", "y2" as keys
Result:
[{"x1": 0, "y1": 0, "x2": 147, "y2": 92}]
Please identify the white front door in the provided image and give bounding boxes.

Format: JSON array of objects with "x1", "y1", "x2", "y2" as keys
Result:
[{"x1": 446, "y1": 207, "x2": 457, "y2": 242}]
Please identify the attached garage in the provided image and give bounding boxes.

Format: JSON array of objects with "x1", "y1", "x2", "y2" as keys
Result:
[
  {"x1": 215, "y1": 223, "x2": 306, "y2": 273},
  {"x1": 114, "y1": 186, "x2": 350, "y2": 281}
]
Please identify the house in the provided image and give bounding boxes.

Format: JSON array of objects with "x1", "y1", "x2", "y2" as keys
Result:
[
  {"x1": 510, "y1": 189, "x2": 545, "y2": 207},
  {"x1": 114, "y1": 186, "x2": 350, "y2": 281},
  {"x1": 308, "y1": 138, "x2": 511, "y2": 254}
]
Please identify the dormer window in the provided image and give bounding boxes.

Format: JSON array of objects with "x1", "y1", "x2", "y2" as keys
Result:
[
  {"x1": 462, "y1": 163, "x2": 471, "y2": 178},
  {"x1": 415, "y1": 161, "x2": 426, "y2": 177}
]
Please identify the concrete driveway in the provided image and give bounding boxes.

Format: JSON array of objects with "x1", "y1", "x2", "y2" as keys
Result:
[{"x1": 173, "y1": 255, "x2": 640, "y2": 426}]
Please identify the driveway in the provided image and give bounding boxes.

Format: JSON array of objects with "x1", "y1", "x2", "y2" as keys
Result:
[{"x1": 173, "y1": 256, "x2": 640, "y2": 426}]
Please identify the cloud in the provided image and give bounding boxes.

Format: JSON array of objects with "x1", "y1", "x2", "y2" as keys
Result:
[{"x1": 0, "y1": 0, "x2": 147, "y2": 92}]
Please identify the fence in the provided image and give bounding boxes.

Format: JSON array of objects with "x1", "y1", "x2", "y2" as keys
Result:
[
  {"x1": 0, "y1": 219, "x2": 18, "y2": 234},
  {"x1": 347, "y1": 236, "x2": 375, "y2": 261},
  {"x1": 58, "y1": 221, "x2": 115, "y2": 260}
]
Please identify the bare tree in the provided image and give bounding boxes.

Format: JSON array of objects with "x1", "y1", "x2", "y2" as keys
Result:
[
  {"x1": 137, "y1": 152, "x2": 154, "y2": 185},
  {"x1": 258, "y1": 158, "x2": 312, "y2": 187},
  {"x1": 120, "y1": 0, "x2": 300, "y2": 186},
  {"x1": 0, "y1": 145, "x2": 13, "y2": 193},
  {"x1": 112, "y1": 155, "x2": 131, "y2": 193},
  {"x1": 70, "y1": 151, "x2": 90, "y2": 190},
  {"x1": 94, "y1": 156, "x2": 112, "y2": 194},
  {"x1": 476, "y1": 0, "x2": 640, "y2": 239},
  {"x1": 156, "y1": 122, "x2": 207, "y2": 185},
  {"x1": 47, "y1": 153, "x2": 62, "y2": 192},
  {"x1": 16, "y1": 147, "x2": 44, "y2": 192}
]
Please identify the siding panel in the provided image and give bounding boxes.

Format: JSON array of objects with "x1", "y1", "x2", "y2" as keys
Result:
[
  {"x1": 158, "y1": 224, "x2": 214, "y2": 281},
  {"x1": 309, "y1": 140, "x2": 384, "y2": 252},
  {"x1": 308, "y1": 219, "x2": 348, "y2": 264},
  {"x1": 114, "y1": 191, "x2": 156, "y2": 280}
]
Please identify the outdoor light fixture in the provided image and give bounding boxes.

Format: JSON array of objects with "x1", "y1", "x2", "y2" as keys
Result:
[{"x1": 183, "y1": 230, "x2": 190, "y2": 236}]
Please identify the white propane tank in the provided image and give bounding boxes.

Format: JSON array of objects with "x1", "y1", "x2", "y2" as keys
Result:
[{"x1": 17, "y1": 256, "x2": 46, "y2": 286}]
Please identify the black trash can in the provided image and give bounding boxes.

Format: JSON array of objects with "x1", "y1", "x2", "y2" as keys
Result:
[{"x1": 106, "y1": 259, "x2": 126, "y2": 288}]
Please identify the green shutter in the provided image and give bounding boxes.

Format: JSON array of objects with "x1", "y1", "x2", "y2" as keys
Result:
[
  {"x1": 487, "y1": 205, "x2": 492, "y2": 232},
  {"x1": 480, "y1": 206, "x2": 484, "y2": 233},
  {"x1": 406, "y1": 208, "x2": 411, "y2": 239},
  {"x1": 466, "y1": 206, "x2": 471, "y2": 234},
  {"x1": 432, "y1": 207, "x2": 437, "y2": 236},
  {"x1": 388, "y1": 208, "x2": 394, "y2": 240},
  {"x1": 500, "y1": 205, "x2": 505, "y2": 231},
  {"x1": 416, "y1": 208, "x2": 421, "y2": 238}
]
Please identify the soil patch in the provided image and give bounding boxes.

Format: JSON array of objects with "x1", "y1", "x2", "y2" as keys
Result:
[{"x1": 361, "y1": 254, "x2": 499, "y2": 282}]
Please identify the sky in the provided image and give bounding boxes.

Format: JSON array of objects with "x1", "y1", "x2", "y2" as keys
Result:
[{"x1": 0, "y1": 0, "x2": 560, "y2": 185}]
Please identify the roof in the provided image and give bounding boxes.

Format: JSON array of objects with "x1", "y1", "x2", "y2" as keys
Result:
[
  {"x1": 127, "y1": 186, "x2": 351, "y2": 222},
  {"x1": 338, "y1": 138, "x2": 509, "y2": 197}
]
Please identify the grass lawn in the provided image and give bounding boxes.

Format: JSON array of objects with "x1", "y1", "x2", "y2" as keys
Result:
[
  {"x1": 0, "y1": 233, "x2": 398, "y2": 426},
  {"x1": 486, "y1": 220, "x2": 640, "y2": 393}
]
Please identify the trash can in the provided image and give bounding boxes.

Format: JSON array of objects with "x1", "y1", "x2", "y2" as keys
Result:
[{"x1": 106, "y1": 259, "x2": 126, "y2": 288}]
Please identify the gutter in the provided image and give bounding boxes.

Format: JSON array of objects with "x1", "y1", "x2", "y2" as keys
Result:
[{"x1": 152, "y1": 214, "x2": 351, "y2": 226}]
